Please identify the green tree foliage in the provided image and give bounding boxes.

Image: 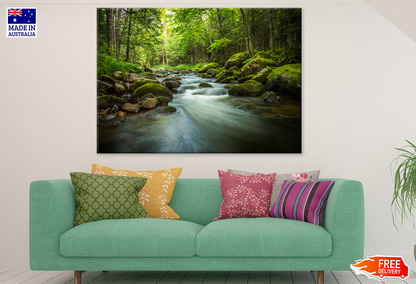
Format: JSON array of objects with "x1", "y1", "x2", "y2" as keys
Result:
[{"x1": 97, "y1": 8, "x2": 301, "y2": 73}]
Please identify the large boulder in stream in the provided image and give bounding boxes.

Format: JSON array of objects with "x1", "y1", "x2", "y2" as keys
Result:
[
  {"x1": 252, "y1": 68, "x2": 272, "y2": 84},
  {"x1": 131, "y1": 79, "x2": 158, "y2": 93},
  {"x1": 228, "y1": 80, "x2": 266, "y2": 97},
  {"x1": 98, "y1": 95, "x2": 128, "y2": 109},
  {"x1": 163, "y1": 78, "x2": 181, "y2": 90},
  {"x1": 260, "y1": 91, "x2": 282, "y2": 103},
  {"x1": 141, "y1": 98, "x2": 158, "y2": 109},
  {"x1": 199, "y1": 63, "x2": 220, "y2": 73},
  {"x1": 265, "y1": 64, "x2": 301, "y2": 99},
  {"x1": 224, "y1": 52, "x2": 250, "y2": 70},
  {"x1": 144, "y1": 106, "x2": 177, "y2": 117},
  {"x1": 130, "y1": 83, "x2": 173, "y2": 103},
  {"x1": 241, "y1": 58, "x2": 278, "y2": 76}
]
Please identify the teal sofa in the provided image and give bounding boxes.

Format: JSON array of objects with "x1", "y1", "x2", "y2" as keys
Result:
[{"x1": 30, "y1": 178, "x2": 364, "y2": 284}]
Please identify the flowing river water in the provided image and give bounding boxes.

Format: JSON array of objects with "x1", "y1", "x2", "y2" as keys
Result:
[{"x1": 98, "y1": 73, "x2": 301, "y2": 153}]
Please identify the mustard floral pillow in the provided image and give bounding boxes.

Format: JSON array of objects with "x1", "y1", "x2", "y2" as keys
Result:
[{"x1": 91, "y1": 164, "x2": 182, "y2": 219}]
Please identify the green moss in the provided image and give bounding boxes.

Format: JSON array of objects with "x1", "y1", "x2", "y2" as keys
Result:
[
  {"x1": 157, "y1": 96, "x2": 170, "y2": 106},
  {"x1": 224, "y1": 52, "x2": 251, "y2": 69},
  {"x1": 265, "y1": 64, "x2": 301, "y2": 98},
  {"x1": 132, "y1": 79, "x2": 157, "y2": 92},
  {"x1": 254, "y1": 51, "x2": 272, "y2": 59},
  {"x1": 131, "y1": 83, "x2": 172, "y2": 103},
  {"x1": 228, "y1": 80, "x2": 266, "y2": 97},
  {"x1": 199, "y1": 63, "x2": 220, "y2": 73},
  {"x1": 238, "y1": 75, "x2": 255, "y2": 84},
  {"x1": 97, "y1": 75, "x2": 115, "y2": 84},
  {"x1": 199, "y1": 82, "x2": 213, "y2": 88},
  {"x1": 160, "y1": 106, "x2": 177, "y2": 113},
  {"x1": 215, "y1": 70, "x2": 225, "y2": 79},
  {"x1": 97, "y1": 95, "x2": 128, "y2": 109},
  {"x1": 233, "y1": 71, "x2": 243, "y2": 78},
  {"x1": 266, "y1": 64, "x2": 301, "y2": 86},
  {"x1": 241, "y1": 58, "x2": 278, "y2": 76},
  {"x1": 98, "y1": 95, "x2": 127, "y2": 103},
  {"x1": 97, "y1": 89, "x2": 108, "y2": 96}
]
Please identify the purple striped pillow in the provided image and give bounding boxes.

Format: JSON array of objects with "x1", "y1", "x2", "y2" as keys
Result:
[{"x1": 269, "y1": 180, "x2": 335, "y2": 226}]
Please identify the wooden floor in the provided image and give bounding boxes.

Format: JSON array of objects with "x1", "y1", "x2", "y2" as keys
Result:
[{"x1": 1, "y1": 268, "x2": 415, "y2": 284}]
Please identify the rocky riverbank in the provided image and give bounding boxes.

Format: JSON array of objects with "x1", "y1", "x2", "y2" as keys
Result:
[{"x1": 97, "y1": 51, "x2": 301, "y2": 126}]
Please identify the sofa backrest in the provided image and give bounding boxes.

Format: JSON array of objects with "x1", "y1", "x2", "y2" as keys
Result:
[{"x1": 169, "y1": 178, "x2": 222, "y2": 226}]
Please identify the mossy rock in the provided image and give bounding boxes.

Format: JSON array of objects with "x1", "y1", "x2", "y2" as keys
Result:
[
  {"x1": 254, "y1": 51, "x2": 272, "y2": 59},
  {"x1": 157, "y1": 96, "x2": 170, "y2": 106},
  {"x1": 138, "y1": 93, "x2": 155, "y2": 103},
  {"x1": 160, "y1": 106, "x2": 177, "y2": 113},
  {"x1": 199, "y1": 63, "x2": 220, "y2": 73},
  {"x1": 202, "y1": 73, "x2": 212, "y2": 79},
  {"x1": 224, "y1": 52, "x2": 251, "y2": 70},
  {"x1": 233, "y1": 71, "x2": 243, "y2": 78},
  {"x1": 241, "y1": 58, "x2": 278, "y2": 76},
  {"x1": 228, "y1": 80, "x2": 266, "y2": 97},
  {"x1": 207, "y1": 68, "x2": 219, "y2": 77},
  {"x1": 98, "y1": 75, "x2": 115, "y2": 85},
  {"x1": 238, "y1": 75, "x2": 255, "y2": 84},
  {"x1": 98, "y1": 95, "x2": 128, "y2": 109},
  {"x1": 228, "y1": 66, "x2": 239, "y2": 72},
  {"x1": 144, "y1": 106, "x2": 177, "y2": 117},
  {"x1": 259, "y1": 91, "x2": 282, "y2": 103},
  {"x1": 252, "y1": 68, "x2": 272, "y2": 84},
  {"x1": 132, "y1": 79, "x2": 157, "y2": 93},
  {"x1": 97, "y1": 89, "x2": 108, "y2": 97},
  {"x1": 97, "y1": 80, "x2": 115, "y2": 92},
  {"x1": 215, "y1": 70, "x2": 225, "y2": 79},
  {"x1": 130, "y1": 83, "x2": 172, "y2": 103},
  {"x1": 265, "y1": 64, "x2": 301, "y2": 99},
  {"x1": 217, "y1": 76, "x2": 236, "y2": 84},
  {"x1": 199, "y1": 82, "x2": 213, "y2": 88}
]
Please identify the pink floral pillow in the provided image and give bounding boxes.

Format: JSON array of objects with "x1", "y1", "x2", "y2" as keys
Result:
[{"x1": 214, "y1": 170, "x2": 276, "y2": 221}]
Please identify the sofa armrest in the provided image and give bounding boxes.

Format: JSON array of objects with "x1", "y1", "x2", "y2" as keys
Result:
[
  {"x1": 30, "y1": 179, "x2": 76, "y2": 270},
  {"x1": 321, "y1": 178, "x2": 365, "y2": 264}
]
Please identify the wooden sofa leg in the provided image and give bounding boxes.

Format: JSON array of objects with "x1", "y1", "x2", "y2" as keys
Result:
[
  {"x1": 74, "y1": 271, "x2": 84, "y2": 284},
  {"x1": 317, "y1": 271, "x2": 324, "y2": 284}
]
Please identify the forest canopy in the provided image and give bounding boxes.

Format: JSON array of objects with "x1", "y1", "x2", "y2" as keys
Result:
[{"x1": 97, "y1": 8, "x2": 301, "y2": 75}]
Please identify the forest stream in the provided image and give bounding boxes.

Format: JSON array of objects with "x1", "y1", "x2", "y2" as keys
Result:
[{"x1": 98, "y1": 73, "x2": 301, "y2": 153}]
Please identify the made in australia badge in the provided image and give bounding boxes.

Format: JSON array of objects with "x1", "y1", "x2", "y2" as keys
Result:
[{"x1": 7, "y1": 8, "x2": 37, "y2": 38}]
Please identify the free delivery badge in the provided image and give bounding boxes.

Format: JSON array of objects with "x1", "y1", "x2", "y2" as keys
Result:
[
  {"x1": 7, "y1": 8, "x2": 37, "y2": 38},
  {"x1": 351, "y1": 255, "x2": 409, "y2": 280}
]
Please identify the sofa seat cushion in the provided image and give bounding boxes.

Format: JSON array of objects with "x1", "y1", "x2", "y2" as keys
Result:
[
  {"x1": 196, "y1": 218, "x2": 332, "y2": 257},
  {"x1": 60, "y1": 218, "x2": 204, "y2": 257}
]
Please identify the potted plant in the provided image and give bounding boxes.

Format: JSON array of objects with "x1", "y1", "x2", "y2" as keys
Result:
[{"x1": 391, "y1": 140, "x2": 416, "y2": 259}]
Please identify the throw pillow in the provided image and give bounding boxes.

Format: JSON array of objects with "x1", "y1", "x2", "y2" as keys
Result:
[
  {"x1": 228, "y1": 169, "x2": 321, "y2": 209},
  {"x1": 91, "y1": 164, "x2": 182, "y2": 219},
  {"x1": 214, "y1": 170, "x2": 276, "y2": 221},
  {"x1": 70, "y1": 172, "x2": 149, "y2": 226},
  {"x1": 269, "y1": 180, "x2": 335, "y2": 226}
]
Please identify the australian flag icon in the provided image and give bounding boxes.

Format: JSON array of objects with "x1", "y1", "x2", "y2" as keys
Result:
[{"x1": 8, "y1": 8, "x2": 36, "y2": 24}]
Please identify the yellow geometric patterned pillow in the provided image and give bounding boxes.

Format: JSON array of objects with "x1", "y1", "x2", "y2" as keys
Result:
[{"x1": 91, "y1": 164, "x2": 182, "y2": 219}]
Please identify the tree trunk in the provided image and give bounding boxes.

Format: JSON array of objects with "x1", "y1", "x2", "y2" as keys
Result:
[
  {"x1": 216, "y1": 9, "x2": 226, "y2": 62},
  {"x1": 115, "y1": 9, "x2": 121, "y2": 59},
  {"x1": 125, "y1": 8, "x2": 132, "y2": 62},
  {"x1": 248, "y1": 9, "x2": 255, "y2": 57},
  {"x1": 269, "y1": 8, "x2": 276, "y2": 51},
  {"x1": 240, "y1": 8, "x2": 253, "y2": 57},
  {"x1": 106, "y1": 8, "x2": 114, "y2": 56}
]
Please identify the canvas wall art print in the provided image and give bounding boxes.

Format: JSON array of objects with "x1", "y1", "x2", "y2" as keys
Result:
[{"x1": 97, "y1": 8, "x2": 301, "y2": 153}]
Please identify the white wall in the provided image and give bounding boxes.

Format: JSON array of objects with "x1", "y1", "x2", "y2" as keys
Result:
[{"x1": 1, "y1": 0, "x2": 416, "y2": 267}]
